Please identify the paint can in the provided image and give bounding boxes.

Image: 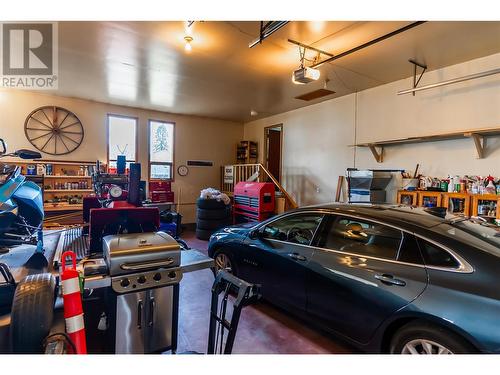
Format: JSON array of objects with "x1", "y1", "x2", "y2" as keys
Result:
[{"x1": 26, "y1": 165, "x2": 36, "y2": 175}]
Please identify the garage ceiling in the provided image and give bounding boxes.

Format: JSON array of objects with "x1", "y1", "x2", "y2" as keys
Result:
[{"x1": 47, "y1": 21, "x2": 500, "y2": 122}]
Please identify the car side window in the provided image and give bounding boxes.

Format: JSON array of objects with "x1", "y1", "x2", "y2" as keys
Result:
[
  {"x1": 262, "y1": 213, "x2": 324, "y2": 245},
  {"x1": 322, "y1": 216, "x2": 402, "y2": 260},
  {"x1": 397, "y1": 234, "x2": 424, "y2": 265},
  {"x1": 418, "y1": 240, "x2": 459, "y2": 268}
]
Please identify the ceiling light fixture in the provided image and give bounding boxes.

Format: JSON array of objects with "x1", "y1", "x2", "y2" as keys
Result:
[
  {"x1": 184, "y1": 21, "x2": 195, "y2": 53},
  {"x1": 184, "y1": 35, "x2": 193, "y2": 52}
]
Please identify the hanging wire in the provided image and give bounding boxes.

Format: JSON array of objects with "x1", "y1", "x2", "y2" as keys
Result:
[{"x1": 299, "y1": 46, "x2": 306, "y2": 68}]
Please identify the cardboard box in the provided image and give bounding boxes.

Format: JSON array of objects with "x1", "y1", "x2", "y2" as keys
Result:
[{"x1": 275, "y1": 197, "x2": 286, "y2": 214}]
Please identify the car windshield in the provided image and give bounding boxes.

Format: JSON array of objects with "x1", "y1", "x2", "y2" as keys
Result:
[{"x1": 443, "y1": 220, "x2": 500, "y2": 256}]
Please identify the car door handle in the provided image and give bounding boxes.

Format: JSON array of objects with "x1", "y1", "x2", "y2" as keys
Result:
[
  {"x1": 374, "y1": 273, "x2": 406, "y2": 286},
  {"x1": 288, "y1": 253, "x2": 307, "y2": 261}
]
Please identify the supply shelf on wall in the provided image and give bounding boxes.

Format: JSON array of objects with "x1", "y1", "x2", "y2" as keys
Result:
[{"x1": 352, "y1": 126, "x2": 500, "y2": 163}]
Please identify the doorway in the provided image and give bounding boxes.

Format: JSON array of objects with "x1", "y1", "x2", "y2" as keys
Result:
[{"x1": 264, "y1": 124, "x2": 283, "y2": 183}]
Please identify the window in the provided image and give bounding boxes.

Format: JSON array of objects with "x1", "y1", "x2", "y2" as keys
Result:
[
  {"x1": 149, "y1": 120, "x2": 174, "y2": 180},
  {"x1": 321, "y1": 216, "x2": 402, "y2": 260},
  {"x1": 107, "y1": 114, "x2": 137, "y2": 169},
  {"x1": 397, "y1": 234, "x2": 424, "y2": 264},
  {"x1": 262, "y1": 213, "x2": 324, "y2": 245},
  {"x1": 418, "y1": 240, "x2": 459, "y2": 268}
]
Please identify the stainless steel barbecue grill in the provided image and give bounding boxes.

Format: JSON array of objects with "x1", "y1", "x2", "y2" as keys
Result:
[{"x1": 101, "y1": 232, "x2": 183, "y2": 353}]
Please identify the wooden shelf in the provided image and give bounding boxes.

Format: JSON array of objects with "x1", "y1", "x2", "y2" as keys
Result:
[
  {"x1": 397, "y1": 190, "x2": 418, "y2": 205},
  {"x1": 44, "y1": 189, "x2": 93, "y2": 193},
  {"x1": 353, "y1": 126, "x2": 500, "y2": 163},
  {"x1": 236, "y1": 140, "x2": 258, "y2": 164},
  {"x1": 1, "y1": 158, "x2": 94, "y2": 166},
  {"x1": 442, "y1": 192, "x2": 471, "y2": 216},
  {"x1": 44, "y1": 204, "x2": 83, "y2": 212},
  {"x1": 398, "y1": 190, "x2": 499, "y2": 219},
  {"x1": 417, "y1": 191, "x2": 443, "y2": 208},
  {"x1": 44, "y1": 175, "x2": 92, "y2": 179},
  {"x1": 471, "y1": 194, "x2": 499, "y2": 217}
]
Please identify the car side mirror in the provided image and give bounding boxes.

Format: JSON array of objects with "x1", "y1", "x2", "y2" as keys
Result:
[
  {"x1": 15, "y1": 149, "x2": 42, "y2": 160},
  {"x1": 249, "y1": 228, "x2": 264, "y2": 240}
]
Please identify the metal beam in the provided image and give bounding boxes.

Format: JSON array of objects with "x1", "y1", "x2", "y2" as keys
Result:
[
  {"x1": 287, "y1": 39, "x2": 334, "y2": 57},
  {"x1": 248, "y1": 21, "x2": 289, "y2": 48},
  {"x1": 311, "y1": 21, "x2": 427, "y2": 68},
  {"x1": 397, "y1": 67, "x2": 500, "y2": 95}
]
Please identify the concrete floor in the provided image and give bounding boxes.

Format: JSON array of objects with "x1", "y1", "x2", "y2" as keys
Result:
[{"x1": 177, "y1": 230, "x2": 355, "y2": 354}]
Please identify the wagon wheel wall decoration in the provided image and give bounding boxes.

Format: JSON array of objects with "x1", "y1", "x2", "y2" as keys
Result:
[{"x1": 24, "y1": 106, "x2": 84, "y2": 155}]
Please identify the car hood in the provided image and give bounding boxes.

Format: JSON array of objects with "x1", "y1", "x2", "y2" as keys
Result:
[{"x1": 219, "y1": 222, "x2": 256, "y2": 234}]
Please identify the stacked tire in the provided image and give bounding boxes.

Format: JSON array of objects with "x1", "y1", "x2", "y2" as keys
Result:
[{"x1": 196, "y1": 198, "x2": 231, "y2": 240}]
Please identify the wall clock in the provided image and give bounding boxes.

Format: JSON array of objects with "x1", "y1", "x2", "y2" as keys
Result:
[
  {"x1": 177, "y1": 165, "x2": 189, "y2": 176},
  {"x1": 24, "y1": 106, "x2": 84, "y2": 155}
]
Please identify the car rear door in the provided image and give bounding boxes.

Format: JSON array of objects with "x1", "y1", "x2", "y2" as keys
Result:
[
  {"x1": 241, "y1": 212, "x2": 325, "y2": 312},
  {"x1": 306, "y1": 214, "x2": 428, "y2": 344}
]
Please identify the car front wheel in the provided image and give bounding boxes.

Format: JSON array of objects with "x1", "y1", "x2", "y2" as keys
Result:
[
  {"x1": 390, "y1": 320, "x2": 476, "y2": 354},
  {"x1": 213, "y1": 250, "x2": 237, "y2": 276}
]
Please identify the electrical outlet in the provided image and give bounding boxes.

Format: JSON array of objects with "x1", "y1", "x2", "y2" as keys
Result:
[{"x1": 316, "y1": 186, "x2": 321, "y2": 193}]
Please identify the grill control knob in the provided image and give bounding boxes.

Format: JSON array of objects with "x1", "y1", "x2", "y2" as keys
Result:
[
  {"x1": 120, "y1": 278, "x2": 130, "y2": 288},
  {"x1": 137, "y1": 275, "x2": 146, "y2": 284},
  {"x1": 153, "y1": 273, "x2": 162, "y2": 281},
  {"x1": 168, "y1": 271, "x2": 176, "y2": 279}
]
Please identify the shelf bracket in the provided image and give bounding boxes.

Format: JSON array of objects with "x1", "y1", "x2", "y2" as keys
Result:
[
  {"x1": 368, "y1": 144, "x2": 384, "y2": 163},
  {"x1": 409, "y1": 59, "x2": 427, "y2": 96},
  {"x1": 469, "y1": 133, "x2": 485, "y2": 159}
]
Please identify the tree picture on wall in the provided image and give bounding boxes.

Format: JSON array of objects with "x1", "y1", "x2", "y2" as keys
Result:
[
  {"x1": 150, "y1": 121, "x2": 174, "y2": 164},
  {"x1": 153, "y1": 124, "x2": 170, "y2": 154},
  {"x1": 149, "y1": 120, "x2": 174, "y2": 180}
]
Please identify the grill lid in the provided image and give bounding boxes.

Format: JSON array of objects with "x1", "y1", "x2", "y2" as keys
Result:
[{"x1": 103, "y1": 231, "x2": 181, "y2": 276}]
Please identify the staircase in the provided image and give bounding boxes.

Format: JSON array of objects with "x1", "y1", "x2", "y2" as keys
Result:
[{"x1": 220, "y1": 163, "x2": 298, "y2": 211}]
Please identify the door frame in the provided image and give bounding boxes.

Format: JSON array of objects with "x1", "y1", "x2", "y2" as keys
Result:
[{"x1": 263, "y1": 124, "x2": 283, "y2": 183}]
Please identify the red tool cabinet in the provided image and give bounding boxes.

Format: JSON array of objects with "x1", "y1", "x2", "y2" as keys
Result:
[
  {"x1": 233, "y1": 182, "x2": 275, "y2": 222},
  {"x1": 149, "y1": 181, "x2": 174, "y2": 203}
]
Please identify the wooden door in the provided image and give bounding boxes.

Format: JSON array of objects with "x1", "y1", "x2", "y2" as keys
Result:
[{"x1": 265, "y1": 126, "x2": 282, "y2": 183}]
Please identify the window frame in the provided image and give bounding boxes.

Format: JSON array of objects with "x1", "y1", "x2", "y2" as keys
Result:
[
  {"x1": 148, "y1": 119, "x2": 175, "y2": 182},
  {"x1": 318, "y1": 214, "x2": 404, "y2": 261},
  {"x1": 260, "y1": 211, "x2": 326, "y2": 246},
  {"x1": 106, "y1": 113, "x2": 139, "y2": 167},
  {"x1": 417, "y1": 238, "x2": 461, "y2": 269},
  {"x1": 309, "y1": 212, "x2": 473, "y2": 273},
  {"x1": 396, "y1": 233, "x2": 426, "y2": 265}
]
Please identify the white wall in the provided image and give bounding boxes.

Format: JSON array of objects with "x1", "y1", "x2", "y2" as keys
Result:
[
  {"x1": 244, "y1": 95, "x2": 355, "y2": 206},
  {"x1": 244, "y1": 52, "x2": 500, "y2": 206},
  {"x1": 0, "y1": 89, "x2": 244, "y2": 222}
]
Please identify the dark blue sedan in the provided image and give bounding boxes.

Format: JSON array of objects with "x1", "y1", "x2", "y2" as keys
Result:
[{"x1": 208, "y1": 204, "x2": 500, "y2": 354}]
